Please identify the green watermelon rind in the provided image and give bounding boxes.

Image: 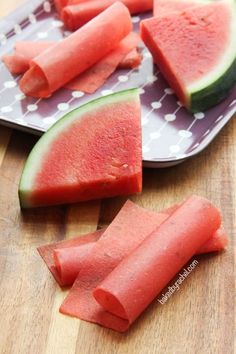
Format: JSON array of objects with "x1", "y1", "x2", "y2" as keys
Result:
[
  {"x1": 19, "y1": 88, "x2": 140, "y2": 208},
  {"x1": 190, "y1": 57, "x2": 236, "y2": 112},
  {"x1": 187, "y1": 1, "x2": 236, "y2": 112},
  {"x1": 154, "y1": 0, "x2": 236, "y2": 112}
]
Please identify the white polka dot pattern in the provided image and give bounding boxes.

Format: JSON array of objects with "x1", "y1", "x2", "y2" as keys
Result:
[
  {"x1": 1, "y1": 106, "x2": 13, "y2": 113},
  {"x1": 57, "y1": 103, "x2": 69, "y2": 111},
  {"x1": 72, "y1": 91, "x2": 84, "y2": 98},
  {"x1": 132, "y1": 16, "x2": 141, "y2": 24},
  {"x1": 165, "y1": 114, "x2": 176, "y2": 122},
  {"x1": 15, "y1": 93, "x2": 25, "y2": 101},
  {"x1": 28, "y1": 13, "x2": 37, "y2": 24},
  {"x1": 194, "y1": 112, "x2": 205, "y2": 119},
  {"x1": 165, "y1": 88, "x2": 174, "y2": 95},
  {"x1": 101, "y1": 90, "x2": 114, "y2": 96},
  {"x1": 118, "y1": 76, "x2": 129, "y2": 83},
  {"x1": 178, "y1": 130, "x2": 193, "y2": 138},
  {"x1": 27, "y1": 104, "x2": 38, "y2": 112},
  {"x1": 4, "y1": 81, "x2": 17, "y2": 89},
  {"x1": 52, "y1": 20, "x2": 64, "y2": 28},
  {"x1": 151, "y1": 102, "x2": 162, "y2": 110},
  {"x1": 14, "y1": 24, "x2": 22, "y2": 35},
  {"x1": 37, "y1": 32, "x2": 48, "y2": 39}
]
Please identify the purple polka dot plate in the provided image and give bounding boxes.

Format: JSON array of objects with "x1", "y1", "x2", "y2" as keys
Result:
[{"x1": 0, "y1": 0, "x2": 235, "y2": 168}]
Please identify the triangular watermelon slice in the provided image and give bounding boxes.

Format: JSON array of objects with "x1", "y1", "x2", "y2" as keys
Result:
[
  {"x1": 19, "y1": 89, "x2": 142, "y2": 208},
  {"x1": 141, "y1": 1, "x2": 236, "y2": 112},
  {"x1": 153, "y1": 0, "x2": 209, "y2": 17}
]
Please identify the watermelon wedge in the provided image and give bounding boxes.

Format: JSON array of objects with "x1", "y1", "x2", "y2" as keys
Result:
[
  {"x1": 19, "y1": 89, "x2": 142, "y2": 208},
  {"x1": 153, "y1": 0, "x2": 209, "y2": 17},
  {"x1": 141, "y1": 1, "x2": 236, "y2": 112}
]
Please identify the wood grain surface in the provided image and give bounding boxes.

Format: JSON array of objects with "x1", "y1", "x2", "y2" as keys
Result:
[{"x1": 0, "y1": 2, "x2": 235, "y2": 354}]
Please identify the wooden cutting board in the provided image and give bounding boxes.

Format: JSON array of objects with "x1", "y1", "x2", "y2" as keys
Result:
[{"x1": 0, "y1": 1, "x2": 235, "y2": 353}]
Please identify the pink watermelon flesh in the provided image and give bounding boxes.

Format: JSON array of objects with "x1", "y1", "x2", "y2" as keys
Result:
[
  {"x1": 19, "y1": 90, "x2": 142, "y2": 207},
  {"x1": 153, "y1": 0, "x2": 199, "y2": 17},
  {"x1": 141, "y1": 2, "x2": 232, "y2": 107}
]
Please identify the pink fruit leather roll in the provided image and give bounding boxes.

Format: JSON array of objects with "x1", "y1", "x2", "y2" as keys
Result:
[
  {"x1": 54, "y1": 0, "x2": 88, "y2": 14},
  {"x1": 2, "y1": 54, "x2": 29, "y2": 75},
  {"x1": 2, "y1": 41, "x2": 54, "y2": 75},
  {"x1": 3, "y1": 38, "x2": 141, "y2": 76},
  {"x1": 93, "y1": 195, "x2": 221, "y2": 330},
  {"x1": 19, "y1": 2, "x2": 132, "y2": 98},
  {"x1": 53, "y1": 242, "x2": 96, "y2": 286},
  {"x1": 38, "y1": 229, "x2": 103, "y2": 286},
  {"x1": 38, "y1": 201, "x2": 227, "y2": 288},
  {"x1": 196, "y1": 227, "x2": 229, "y2": 254},
  {"x1": 62, "y1": 0, "x2": 153, "y2": 30},
  {"x1": 65, "y1": 32, "x2": 140, "y2": 93},
  {"x1": 118, "y1": 48, "x2": 143, "y2": 69}
]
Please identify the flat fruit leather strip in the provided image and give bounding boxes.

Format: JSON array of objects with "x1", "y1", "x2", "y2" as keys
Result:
[
  {"x1": 53, "y1": 242, "x2": 96, "y2": 286},
  {"x1": 92, "y1": 195, "x2": 221, "y2": 331},
  {"x1": 15, "y1": 41, "x2": 55, "y2": 60},
  {"x1": 60, "y1": 197, "x2": 221, "y2": 331},
  {"x1": 2, "y1": 54, "x2": 29, "y2": 75},
  {"x1": 19, "y1": 2, "x2": 132, "y2": 98},
  {"x1": 60, "y1": 200, "x2": 168, "y2": 331},
  {"x1": 118, "y1": 48, "x2": 143, "y2": 69},
  {"x1": 62, "y1": 0, "x2": 153, "y2": 30},
  {"x1": 37, "y1": 229, "x2": 103, "y2": 287},
  {"x1": 54, "y1": 0, "x2": 70, "y2": 13},
  {"x1": 1, "y1": 42, "x2": 53, "y2": 75},
  {"x1": 196, "y1": 227, "x2": 229, "y2": 254},
  {"x1": 54, "y1": 0, "x2": 88, "y2": 14},
  {"x1": 65, "y1": 32, "x2": 141, "y2": 93}
]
